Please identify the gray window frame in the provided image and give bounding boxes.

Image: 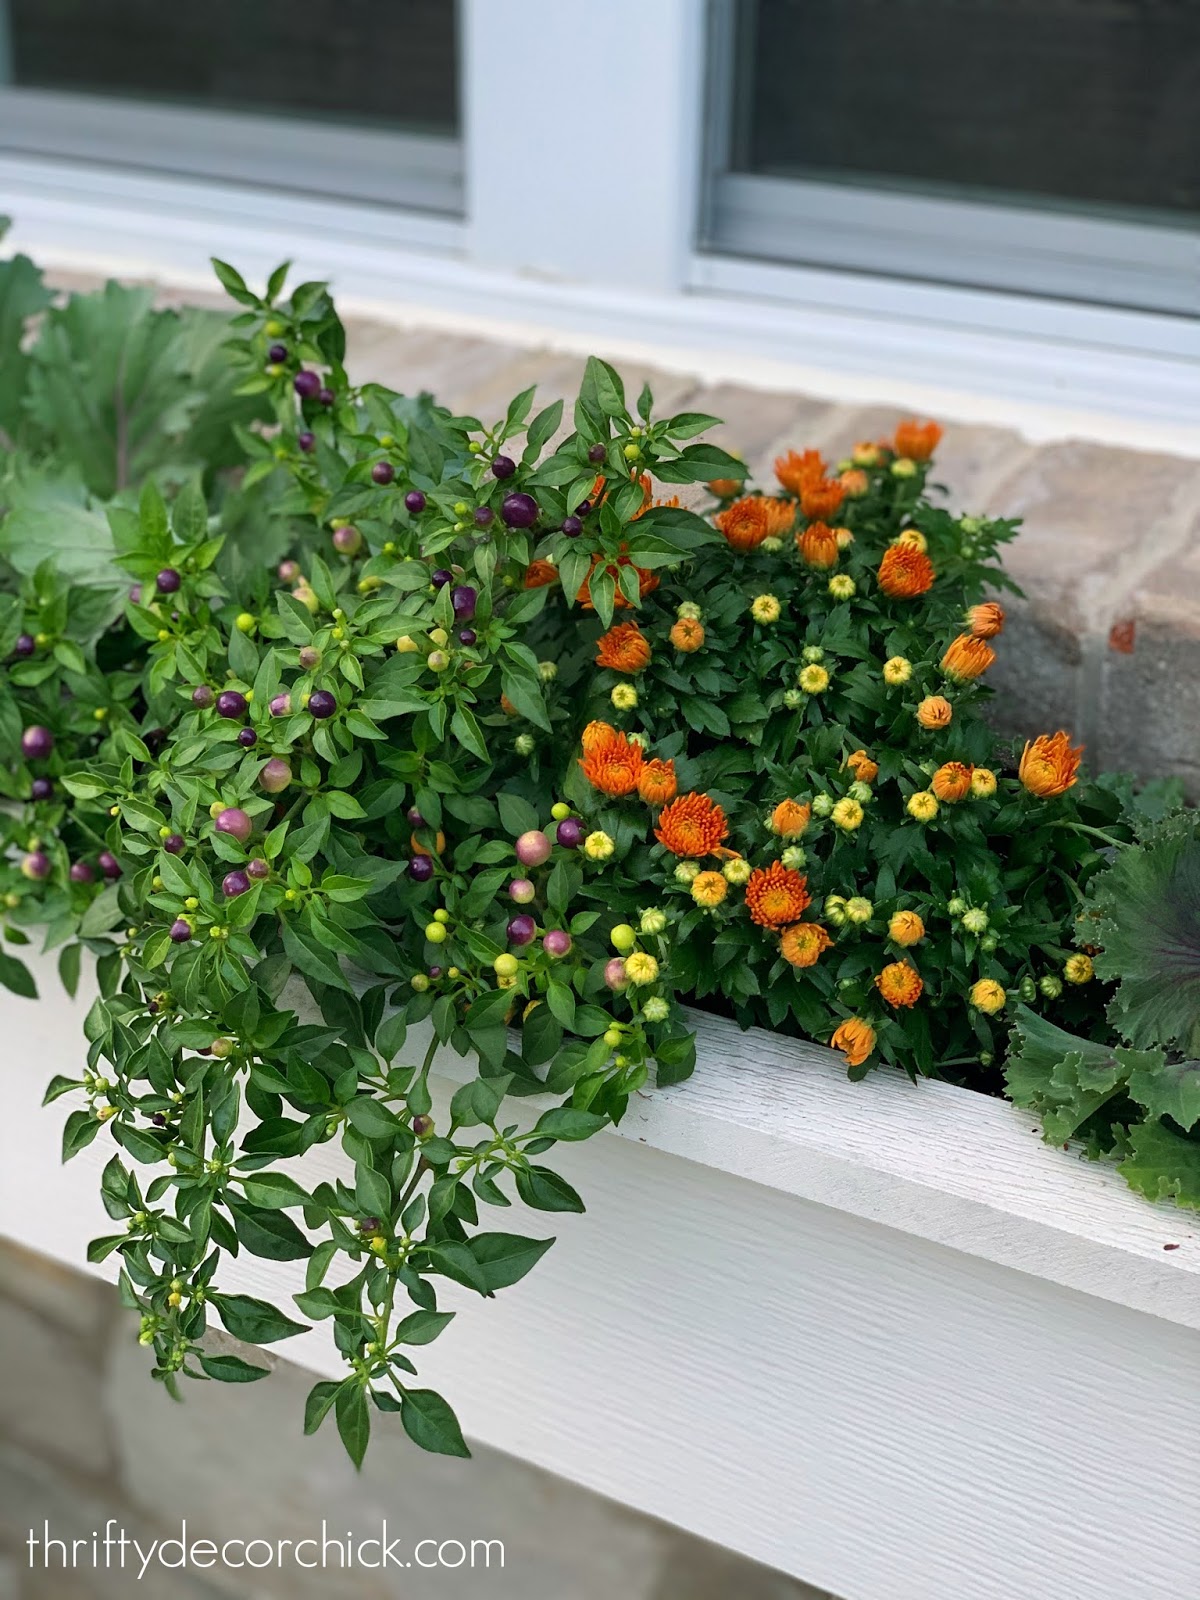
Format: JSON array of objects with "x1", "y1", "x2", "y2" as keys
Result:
[
  {"x1": 699, "y1": 0, "x2": 1200, "y2": 318},
  {"x1": 0, "y1": 7, "x2": 463, "y2": 218}
]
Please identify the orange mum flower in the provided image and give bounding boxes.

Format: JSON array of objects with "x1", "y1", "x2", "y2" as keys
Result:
[
  {"x1": 708, "y1": 476, "x2": 745, "y2": 499},
  {"x1": 916, "y1": 696, "x2": 953, "y2": 730},
  {"x1": 967, "y1": 602, "x2": 1005, "y2": 639},
  {"x1": 578, "y1": 726, "x2": 644, "y2": 797},
  {"x1": 577, "y1": 548, "x2": 659, "y2": 611},
  {"x1": 655, "y1": 792, "x2": 729, "y2": 858},
  {"x1": 745, "y1": 862, "x2": 812, "y2": 928},
  {"x1": 831, "y1": 1018, "x2": 876, "y2": 1068},
  {"x1": 670, "y1": 616, "x2": 705, "y2": 652},
  {"x1": 1019, "y1": 731, "x2": 1084, "y2": 799},
  {"x1": 876, "y1": 962, "x2": 924, "y2": 1009},
  {"x1": 770, "y1": 799, "x2": 811, "y2": 839},
  {"x1": 716, "y1": 497, "x2": 771, "y2": 552},
  {"x1": 797, "y1": 521, "x2": 840, "y2": 570},
  {"x1": 637, "y1": 758, "x2": 677, "y2": 807},
  {"x1": 878, "y1": 543, "x2": 935, "y2": 599},
  {"x1": 941, "y1": 634, "x2": 996, "y2": 682},
  {"x1": 846, "y1": 749, "x2": 879, "y2": 783},
  {"x1": 800, "y1": 479, "x2": 845, "y2": 521},
  {"x1": 839, "y1": 468, "x2": 869, "y2": 499},
  {"x1": 524, "y1": 559, "x2": 558, "y2": 589},
  {"x1": 780, "y1": 922, "x2": 833, "y2": 968},
  {"x1": 760, "y1": 497, "x2": 797, "y2": 537},
  {"x1": 931, "y1": 761, "x2": 974, "y2": 802},
  {"x1": 774, "y1": 448, "x2": 825, "y2": 496},
  {"x1": 596, "y1": 621, "x2": 651, "y2": 673},
  {"x1": 893, "y1": 419, "x2": 943, "y2": 461},
  {"x1": 581, "y1": 720, "x2": 616, "y2": 755}
]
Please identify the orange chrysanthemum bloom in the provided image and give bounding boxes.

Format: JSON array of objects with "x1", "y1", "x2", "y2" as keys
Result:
[
  {"x1": 876, "y1": 962, "x2": 924, "y2": 1009},
  {"x1": 707, "y1": 476, "x2": 745, "y2": 499},
  {"x1": 916, "y1": 696, "x2": 953, "y2": 730},
  {"x1": 581, "y1": 720, "x2": 616, "y2": 755},
  {"x1": 655, "y1": 792, "x2": 729, "y2": 858},
  {"x1": 800, "y1": 479, "x2": 846, "y2": 521},
  {"x1": 780, "y1": 922, "x2": 833, "y2": 968},
  {"x1": 774, "y1": 448, "x2": 825, "y2": 496},
  {"x1": 878, "y1": 543, "x2": 935, "y2": 599},
  {"x1": 967, "y1": 602, "x2": 1006, "y2": 639},
  {"x1": 839, "y1": 468, "x2": 869, "y2": 499},
  {"x1": 797, "y1": 521, "x2": 840, "y2": 570},
  {"x1": 755, "y1": 496, "x2": 796, "y2": 538},
  {"x1": 595, "y1": 621, "x2": 651, "y2": 673},
  {"x1": 523, "y1": 559, "x2": 559, "y2": 590},
  {"x1": 578, "y1": 726, "x2": 644, "y2": 797},
  {"x1": 831, "y1": 1018, "x2": 876, "y2": 1068},
  {"x1": 670, "y1": 616, "x2": 705, "y2": 652},
  {"x1": 716, "y1": 497, "x2": 771, "y2": 552},
  {"x1": 577, "y1": 548, "x2": 659, "y2": 611},
  {"x1": 631, "y1": 488, "x2": 683, "y2": 522},
  {"x1": 941, "y1": 634, "x2": 996, "y2": 682},
  {"x1": 745, "y1": 862, "x2": 812, "y2": 928},
  {"x1": 893, "y1": 419, "x2": 943, "y2": 461},
  {"x1": 931, "y1": 761, "x2": 974, "y2": 802},
  {"x1": 1019, "y1": 731, "x2": 1084, "y2": 799},
  {"x1": 770, "y1": 799, "x2": 811, "y2": 839},
  {"x1": 637, "y1": 758, "x2": 678, "y2": 807},
  {"x1": 846, "y1": 749, "x2": 879, "y2": 783}
]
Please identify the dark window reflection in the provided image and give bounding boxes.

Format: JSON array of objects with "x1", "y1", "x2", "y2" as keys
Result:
[
  {"x1": 730, "y1": 0, "x2": 1200, "y2": 222},
  {"x1": 8, "y1": 0, "x2": 459, "y2": 137}
]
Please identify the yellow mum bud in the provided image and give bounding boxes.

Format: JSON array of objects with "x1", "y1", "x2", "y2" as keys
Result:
[
  {"x1": 970, "y1": 978, "x2": 1007, "y2": 1014},
  {"x1": 907, "y1": 791, "x2": 939, "y2": 822},
  {"x1": 1064, "y1": 954, "x2": 1094, "y2": 985}
]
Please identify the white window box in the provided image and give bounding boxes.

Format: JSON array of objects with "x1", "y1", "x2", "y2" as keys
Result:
[{"x1": 4, "y1": 948, "x2": 1198, "y2": 1600}]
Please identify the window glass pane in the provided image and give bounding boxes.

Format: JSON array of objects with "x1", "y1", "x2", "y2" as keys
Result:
[
  {"x1": 730, "y1": 0, "x2": 1200, "y2": 225},
  {"x1": 5, "y1": 0, "x2": 458, "y2": 137}
]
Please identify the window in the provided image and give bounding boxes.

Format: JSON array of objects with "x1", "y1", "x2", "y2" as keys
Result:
[
  {"x1": 702, "y1": 0, "x2": 1200, "y2": 315},
  {"x1": 0, "y1": 0, "x2": 462, "y2": 214}
]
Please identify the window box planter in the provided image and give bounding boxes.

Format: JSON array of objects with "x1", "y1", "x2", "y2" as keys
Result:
[{"x1": 5, "y1": 948, "x2": 1198, "y2": 1600}]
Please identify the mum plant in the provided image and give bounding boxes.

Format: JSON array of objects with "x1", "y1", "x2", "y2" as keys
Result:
[{"x1": 0, "y1": 251, "x2": 1176, "y2": 1466}]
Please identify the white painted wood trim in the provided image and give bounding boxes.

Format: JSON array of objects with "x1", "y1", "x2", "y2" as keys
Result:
[{"x1": 4, "y1": 948, "x2": 1200, "y2": 1600}]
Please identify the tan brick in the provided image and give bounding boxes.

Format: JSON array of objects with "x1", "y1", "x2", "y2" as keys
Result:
[{"x1": 1095, "y1": 503, "x2": 1200, "y2": 788}]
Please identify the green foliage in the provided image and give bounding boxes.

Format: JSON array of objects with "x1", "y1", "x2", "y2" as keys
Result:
[
  {"x1": 1006, "y1": 810, "x2": 1200, "y2": 1204},
  {"x1": 0, "y1": 246, "x2": 1168, "y2": 1469}
]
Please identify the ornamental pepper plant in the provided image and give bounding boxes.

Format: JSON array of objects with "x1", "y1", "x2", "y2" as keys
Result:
[{"x1": 0, "y1": 251, "x2": 1175, "y2": 1466}]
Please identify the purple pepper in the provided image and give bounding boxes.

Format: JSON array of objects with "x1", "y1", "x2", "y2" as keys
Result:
[
  {"x1": 308, "y1": 689, "x2": 337, "y2": 719},
  {"x1": 556, "y1": 817, "x2": 585, "y2": 849},
  {"x1": 507, "y1": 913, "x2": 537, "y2": 947},
  {"x1": 430, "y1": 568, "x2": 452, "y2": 589},
  {"x1": 237, "y1": 727, "x2": 258, "y2": 748},
  {"x1": 169, "y1": 918, "x2": 192, "y2": 943},
  {"x1": 215, "y1": 807, "x2": 252, "y2": 843},
  {"x1": 371, "y1": 461, "x2": 395, "y2": 485},
  {"x1": 163, "y1": 834, "x2": 185, "y2": 855},
  {"x1": 317, "y1": 386, "x2": 336, "y2": 408},
  {"x1": 501, "y1": 492, "x2": 538, "y2": 529},
  {"x1": 222, "y1": 869, "x2": 250, "y2": 898},
  {"x1": 215, "y1": 690, "x2": 247, "y2": 720},
  {"x1": 474, "y1": 506, "x2": 494, "y2": 528},
  {"x1": 491, "y1": 454, "x2": 516, "y2": 480},
  {"x1": 457, "y1": 628, "x2": 477, "y2": 646},
  {"x1": 451, "y1": 584, "x2": 477, "y2": 621},
  {"x1": 246, "y1": 858, "x2": 271, "y2": 880},
  {"x1": 98, "y1": 851, "x2": 122, "y2": 881},
  {"x1": 156, "y1": 568, "x2": 181, "y2": 595},
  {"x1": 14, "y1": 634, "x2": 35, "y2": 658},
  {"x1": 69, "y1": 861, "x2": 94, "y2": 884},
  {"x1": 298, "y1": 431, "x2": 316, "y2": 453},
  {"x1": 408, "y1": 855, "x2": 434, "y2": 883},
  {"x1": 404, "y1": 490, "x2": 426, "y2": 514},
  {"x1": 30, "y1": 777, "x2": 53, "y2": 802},
  {"x1": 294, "y1": 369, "x2": 321, "y2": 399},
  {"x1": 21, "y1": 726, "x2": 54, "y2": 760},
  {"x1": 268, "y1": 342, "x2": 288, "y2": 364},
  {"x1": 588, "y1": 444, "x2": 607, "y2": 463},
  {"x1": 192, "y1": 685, "x2": 215, "y2": 709},
  {"x1": 21, "y1": 850, "x2": 50, "y2": 881},
  {"x1": 561, "y1": 515, "x2": 583, "y2": 537}
]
